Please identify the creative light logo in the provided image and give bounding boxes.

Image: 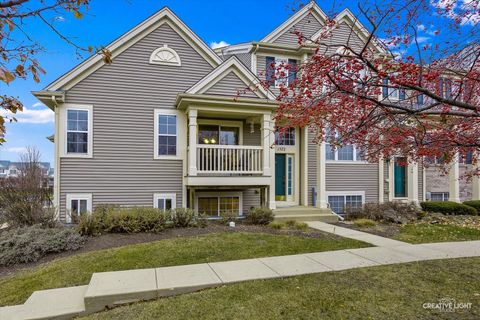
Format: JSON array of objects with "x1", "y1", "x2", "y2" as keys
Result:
[{"x1": 423, "y1": 297, "x2": 473, "y2": 312}]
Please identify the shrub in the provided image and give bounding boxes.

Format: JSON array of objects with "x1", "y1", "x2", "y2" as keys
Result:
[
  {"x1": 284, "y1": 220, "x2": 297, "y2": 228},
  {"x1": 293, "y1": 222, "x2": 308, "y2": 231},
  {"x1": 171, "y1": 208, "x2": 199, "y2": 228},
  {"x1": 104, "y1": 207, "x2": 169, "y2": 233},
  {"x1": 220, "y1": 210, "x2": 237, "y2": 224},
  {"x1": 353, "y1": 218, "x2": 377, "y2": 228},
  {"x1": 245, "y1": 207, "x2": 274, "y2": 225},
  {"x1": 0, "y1": 225, "x2": 85, "y2": 266},
  {"x1": 463, "y1": 200, "x2": 480, "y2": 214},
  {"x1": 346, "y1": 201, "x2": 421, "y2": 224},
  {"x1": 268, "y1": 221, "x2": 284, "y2": 230},
  {"x1": 420, "y1": 201, "x2": 477, "y2": 216}
]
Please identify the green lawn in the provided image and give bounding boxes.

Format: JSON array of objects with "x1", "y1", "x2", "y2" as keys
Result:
[
  {"x1": 394, "y1": 223, "x2": 480, "y2": 244},
  {"x1": 0, "y1": 231, "x2": 369, "y2": 306},
  {"x1": 81, "y1": 257, "x2": 480, "y2": 320}
]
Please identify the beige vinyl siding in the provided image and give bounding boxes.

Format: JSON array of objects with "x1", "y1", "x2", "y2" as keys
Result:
[
  {"x1": 222, "y1": 53, "x2": 252, "y2": 69},
  {"x1": 326, "y1": 163, "x2": 379, "y2": 203},
  {"x1": 60, "y1": 23, "x2": 214, "y2": 220},
  {"x1": 320, "y1": 22, "x2": 366, "y2": 55},
  {"x1": 204, "y1": 72, "x2": 258, "y2": 98},
  {"x1": 307, "y1": 136, "x2": 317, "y2": 206},
  {"x1": 243, "y1": 123, "x2": 261, "y2": 146},
  {"x1": 383, "y1": 160, "x2": 390, "y2": 202},
  {"x1": 243, "y1": 188, "x2": 261, "y2": 212},
  {"x1": 273, "y1": 13, "x2": 323, "y2": 45},
  {"x1": 418, "y1": 165, "x2": 424, "y2": 201}
]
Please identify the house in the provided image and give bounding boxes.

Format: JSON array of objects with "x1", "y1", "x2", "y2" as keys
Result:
[
  {"x1": 33, "y1": 2, "x2": 431, "y2": 222},
  {"x1": 0, "y1": 160, "x2": 53, "y2": 179}
]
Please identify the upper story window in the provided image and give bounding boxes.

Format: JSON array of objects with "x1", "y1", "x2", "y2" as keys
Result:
[
  {"x1": 158, "y1": 114, "x2": 177, "y2": 156},
  {"x1": 67, "y1": 109, "x2": 90, "y2": 155},
  {"x1": 149, "y1": 45, "x2": 181, "y2": 66},
  {"x1": 326, "y1": 142, "x2": 364, "y2": 161},
  {"x1": 382, "y1": 78, "x2": 399, "y2": 100},
  {"x1": 266, "y1": 57, "x2": 298, "y2": 88},
  {"x1": 275, "y1": 127, "x2": 295, "y2": 146},
  {"x1": 438, "y1": 77, "x2": 452, "y2": 98}
]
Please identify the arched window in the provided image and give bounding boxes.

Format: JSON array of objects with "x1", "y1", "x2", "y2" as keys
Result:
[{"x1": 149, "y1": 45, "x2": 181, "y2": 66}]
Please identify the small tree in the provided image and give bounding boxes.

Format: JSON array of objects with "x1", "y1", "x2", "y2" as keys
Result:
[{"x1": 0, "y1": 146, "x2": 55, "y2": 227}]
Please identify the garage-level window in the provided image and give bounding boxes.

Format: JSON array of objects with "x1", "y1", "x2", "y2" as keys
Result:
[
  {"x1": 154, "y1": 193, "x2": 176, "y2": 210},
  {"x1": 196, "y1": 192, "x2": 242, "y2": 217},
  {"x1": 430, "y1": 192, "x2": 449, "y2": 202},
  {"x1": 327, "y1": 194, "x2": 363, "y2": 215},
  {"x1": 66, "y1": 193, "x2": 92, "y2": 223}
]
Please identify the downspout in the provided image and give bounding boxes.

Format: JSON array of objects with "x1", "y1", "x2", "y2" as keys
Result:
[{"x1": 51, "y1": 95, "x2": 61, "y2": 220}]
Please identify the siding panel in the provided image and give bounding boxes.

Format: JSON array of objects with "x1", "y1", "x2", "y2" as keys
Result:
[
  {"x1": 326, "y1": 163, "x2": 379, "y2": 203},
  {"x1": 205, "y1": 72, "x2": 258, "y2": 98},
  {"x1": 273, "y1": 13, "x2": 323, "y2": 46},
  {"x1": 60, "y1": 23, "x2": 214, "y2": 220}
]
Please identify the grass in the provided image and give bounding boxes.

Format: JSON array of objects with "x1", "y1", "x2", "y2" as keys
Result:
[
  {"x1": 394, "y1": 223, "x2": 480, "y2": 244},
  {"x1": 81, "y1": 257, "x2": 480, "y2": 320},
  {"x1": 0, "y1": 231, "x2": 369, "y2": 306},
  {"x1": 353, "y1": 218, "x2": 377, "y2": 228}
]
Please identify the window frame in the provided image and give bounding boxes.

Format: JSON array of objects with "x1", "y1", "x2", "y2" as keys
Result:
[
  {"x1": 325, "y1": 143, "x2": 365, "y2": 162},
  {"x1": 63, "y1": 105, "x2": 93, "y2": 158},
  {"x1": 195, "y1": 191, "x2": 243, "y2": 217},
  {"x1": 197, "y1": 119, "x2": 243, "y2": 145},
  {"x1": 326, "y1": 191, "x2": 365, "y2": 215},
  {"x1": 274, "y1": 127, "x2": 296, "y2": 146},
  {"x1": 153, "y1": 193, "x2": 177, "y2": 210},
  {"x1": 429, "y1": 192, "x2": 449, "y2": 202},
  {"x1": 65, "y1": 193, "x2": 92, "y2": 223},
  {"x1": 154, "y1": 109, "x2": 180, "y2": 160}
]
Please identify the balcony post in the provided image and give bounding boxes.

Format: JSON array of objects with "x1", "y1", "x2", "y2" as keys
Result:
[
  {"x1": 188, "y1": 109, "x2": 198, "y2": 176},
  {"x1": 472, "y1": 152, "x2": 480, "y2": 200},
  {"x1": 448, "y1": 153, "x2": 460, "y2": 202},
  {"x1": 262, "y1": 113, "x2": 272, "y2": 176},
  {"x1": 407, "y1": 160, "x2": 419, "y2": 204}
]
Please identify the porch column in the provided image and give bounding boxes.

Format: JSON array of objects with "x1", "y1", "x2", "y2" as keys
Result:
[
  {"x1": 316, "y1": 142, "x2": 328, "y2": 208},
  {"x1": 448, "y1": 153, "x2": 460, "y2": 202},
  {"x1": 188, "y1": 109, "x2": 198, "y2": 176},
  {"x1": 407, "y1": 160, "x2": 419, "y2": 204},
  {"x1": 300, "y1": 127, "x2": 309, "y2": 206},
  {"x1": 472, "y1": 152, "x2": 480, "y2": 200},
  {"x1": 378, "y1": 156, "x2": 384, "y2": 203},
  {"x1": 262, "y1": 113, "x2": 272, "y2": 176}
]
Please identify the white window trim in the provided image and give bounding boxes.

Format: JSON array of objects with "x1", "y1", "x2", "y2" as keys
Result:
[
  {"x1": 149, "y1": 45, "x2": 181, "y2": 66},
  {"x1": 326, "y1": 191, "x2": 365, "y2": 212},
  {"x1": 274, "y1": 127, "x2": 297, "y2": 146},
  {"x1": 197, "y1": 119, "x2": 244, "y2": 145},
  {"x1": 154, "y1": 109, "x2": 181, "y2": 160},
  {"x1": 63, "y1": 105, "x2": 93, "y2": 158},
  {"x1": 195, "y1": 191, "x2": 243, "y2": 216},
  {"x1": 66, "y1": 193, "x2": 92, "y2": 223},
  {"x1": 153, "y1": 193, "x2": 177, "y2": 210}
]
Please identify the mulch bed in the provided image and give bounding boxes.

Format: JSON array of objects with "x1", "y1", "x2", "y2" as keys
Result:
[
  {"x1": 0, "y1": 222, "x2": 339, "y2": 278},
  {"x1": 333, "y1": 221, "x2": 402, "y2": 238}
]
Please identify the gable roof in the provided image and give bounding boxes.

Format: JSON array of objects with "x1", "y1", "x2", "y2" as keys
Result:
[
  {"x1": 311, "y1": 8, "x2": 388, "y2": 55},
  {"x1": 186, "y1": 56, "x2": 276, "y2": 100},
  {"x1": 43, "y1": 7, "x2": 222, "y2": 92},
  {"x1": 261, "y1": 1, "x2": 327, "y2": 43}
]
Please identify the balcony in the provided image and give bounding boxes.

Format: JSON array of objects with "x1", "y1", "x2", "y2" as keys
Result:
[{"x1": 196, "y1": 145, "x2": 263, "y2": 175}]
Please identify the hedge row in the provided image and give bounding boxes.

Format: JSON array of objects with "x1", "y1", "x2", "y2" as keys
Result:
[{"x1": 420, "y1": 201, "x2": 477, "y2": 216}]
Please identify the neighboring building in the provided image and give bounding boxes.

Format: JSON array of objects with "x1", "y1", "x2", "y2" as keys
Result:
[
  {"x1": 33, "y1": 3, "x2": 430, "y2": 222},
  {"x1": 0, "y1": 160, "x2": 54, "y2": 182}
]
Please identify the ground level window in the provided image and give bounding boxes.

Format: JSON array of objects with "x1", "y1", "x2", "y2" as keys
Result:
[
  {"x1": 154, "y1": 193, "x2": 176, "y2": 210},
  {"x1": 197, "y1": 193, "x2": 241, "y2": 217},
  {"x1": 327, "y1": 194, "x2": 363, "y2": 215},
  {"x1": 430, "y1": 192, "x2": 449, "y2": 202},
  {"x1": 66, "y1": 194, "x2": 92, "y2": 223}
]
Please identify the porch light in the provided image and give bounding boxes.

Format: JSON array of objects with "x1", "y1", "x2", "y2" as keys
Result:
[
  {"x1": 210, "y1": 138, "x2": 216, "y2": 144},
  {"x1": 203, "y1": 138, "x2": 210, "y2": 144},
  {"x1": 250, "y1": 121, "x2": 255, "y2": 134}
]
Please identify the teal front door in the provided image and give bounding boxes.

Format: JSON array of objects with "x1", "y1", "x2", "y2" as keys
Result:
[
  {"x1": 275, "y1": 154, "x2": 286, "y2": 201},
  {"x1": 394, "y1": 158, "x2": 407, "y2": 197}
]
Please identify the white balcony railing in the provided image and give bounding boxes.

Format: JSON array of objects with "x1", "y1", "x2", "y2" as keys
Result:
[{"x1": 196, "y1": 145, "x2": 263, "y2": 174}]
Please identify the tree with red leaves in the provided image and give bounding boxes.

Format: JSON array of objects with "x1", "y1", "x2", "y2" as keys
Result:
[{"x1": 274, "y1": 0, "x2": 480, "y2": 169}]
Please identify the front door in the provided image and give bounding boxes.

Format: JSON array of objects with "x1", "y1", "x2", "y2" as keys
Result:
[
  {"x1": 275, "y1": 154, "x2": 286, "y2": 201},
  {"x1": 394, "y1": 157, "x2": 407, "y2": 198}
]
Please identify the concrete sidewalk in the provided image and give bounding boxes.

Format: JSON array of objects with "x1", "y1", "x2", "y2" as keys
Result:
[
  {"x1": 306, "y1": 221, "x2": 410, "y2": 247},
  {"x1": 1, "y1": 237, "x2": 479, "y2": 320}
]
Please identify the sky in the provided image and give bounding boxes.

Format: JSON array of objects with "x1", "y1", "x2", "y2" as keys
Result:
[{"x1": 0, "y1": 0, "x2": 470, "y2": 165}]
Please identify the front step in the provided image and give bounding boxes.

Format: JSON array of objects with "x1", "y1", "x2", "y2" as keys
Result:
[{"x1": 273, "y1": 206, "x2": 338, "y2": 223}]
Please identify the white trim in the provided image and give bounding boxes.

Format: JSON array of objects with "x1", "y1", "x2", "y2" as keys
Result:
[
  {"x1": 195, "y1": 191, "x2": 243, "y2": 216},
  {"x1": 186, "y1": 56, "x2": 276, "y2": 100},
  {"x1": 153, "y1": 193, "x2": 177, "y2": 209},
  {"x1": 154, "y1": 108, "x2": 186, "y2": 160},
  {"x1": 66, "y1": 193, "x2": 92, "y2": 223},
  {"x1": 45, "y1": 8, "x2": 222, "y2": 91},
  {"x1": 326, "y1": 191, "x2": 365, "y2": 214},
  {"x1": 62, "y1": 104, "x2": 93, "y2": 158},
  {"x1": 261, "y1": 2, "x2": 327, "y2": 43},
  {"x1": 325, "y1": 143, "x2": 365, "y2": 163},
  {"x1": 149, "y1": 45, "x2": 181, "y2": 66}
]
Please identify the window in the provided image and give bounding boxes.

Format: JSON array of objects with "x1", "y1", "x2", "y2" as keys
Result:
[
  {"x1": 381, "y1": 78, "x2": 398, "y2": 99},
  {"x1": 154, "y1": 193, "x2": 176, "y2": 210},
  {"x1": 196, "y1": 192, "x2": 242, "y2": 217},
  {"x1": 325, "y1": 144, "x2": 363, "y2": 161},
  {"x1": 67, "y1": 109, "x2": 89, "y2": 154},
  {"x1": 430, "y1": 192, "x2": 449, "y2": 202},
  {"x1": 158, "y1": 114, "x2": 177, "y2": 156},
  {"x1": 416, "y1": 94, "x2": 424, "y2": 106},
  {"x1": 198, "y1": 124, "x2": 239, "y2": 145},
  {"x1": 66, "y1": 194, "x2": 92, "y2": 223},
  {"x1": 275, "y1": 127, "x2": 296, "y2": 146},
  {"x1": 328, "y1": 194, "x2": 363, "y2": 215},
  {"x1": 266, "y1": 56, "x2": 297, "y2": 88}
]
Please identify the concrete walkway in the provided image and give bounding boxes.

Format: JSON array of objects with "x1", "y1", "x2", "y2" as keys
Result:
[
  {"x1": 306, "y1": 221, "x2": 410, "y2": 247},
  {"x1": 1, "y1": 235, "x2": 480, "y2": 320}
]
